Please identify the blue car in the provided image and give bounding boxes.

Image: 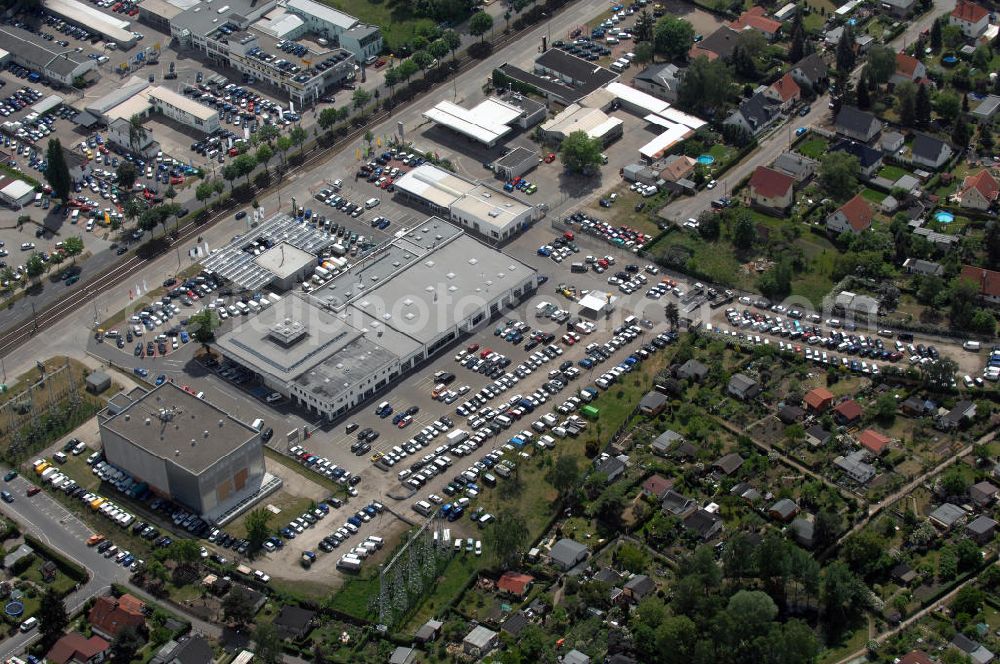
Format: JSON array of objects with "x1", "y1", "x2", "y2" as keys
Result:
[
  {"x1": 155, "y1": 374, "x2": 166, "y2": 386},
  {"x1": 180, "y1": 331, "x2": 190, "y2": 343},
  {"x1": 121, "y1": 554, "x2": 135, "y2": 566},
  {"x1": 537, "y1": 246, "x2": 551, "y2": 257}
]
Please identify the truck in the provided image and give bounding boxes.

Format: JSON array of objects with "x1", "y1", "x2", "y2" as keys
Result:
[
  {"x1": 337, "y1": 555, "x2": 361, "y2": 571},
  {"x1": 580, "y1": 405, "x2": 600, "y2": 420},
  {"x1": 446, "y1": 429, "x2": 468, "y2": 447},
  {"x1": 329, "y1": 243, "x2": 347, "y2": 256}
]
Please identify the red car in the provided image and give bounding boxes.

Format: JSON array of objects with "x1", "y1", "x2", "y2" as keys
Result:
[
  {"x1": 26, "y1": 486, "x2": 40, "y2": 496},
  {"x1": 467, "y1": 343, "x2": 480, "y2": 353},
  {"x1": 544, "y1": 153, "x2": 556, "y2": 163},
  {"x1": 397, "y1": 415, "x2": 413, "y2": 428},
  {"x1": 479, "y1": 348, "x2": 493, "y2": 359}
]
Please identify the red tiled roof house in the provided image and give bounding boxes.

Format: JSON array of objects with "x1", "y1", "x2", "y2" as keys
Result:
[
  {"x1": 47, "y1": 633, "x2": 110, "y2": 664},
  {"x1": 960, "y1": 264, "x2": 1000, "y2": 304},
  {"x1": 834, "y1": 399, "x2": 863, "y2": 426},
  {"x1": 803, "y1": 387, "x2": 835, "y2": 413},
  {"x1": 88, "y1": 593, "x2": 145, "y2": 640},
  {"x1": 957, "y1": 170, "x2": 1000, "y2": 210},
  {"x1": 859, "y1": 429, "x2": 892, "y2": 455},
  {"x1": 891, "y1": 52, "x2": 927, "y2": 86},
  {"x1": 764, "y1": 73, "x2": 801, "y2": 110},
  {"x1": 641, "y1": 474, "x2": 675, "y2": 500},
  {"x1": 950, "y1": 0, "x2": 989, "y2": 38},
  {"x1": 826, "y1": 194, "x2": 874, "y2": 235},
  {"x1": 730, "y1": 6, "x2": 782, "y2": 40},
  {"x1": 749, "y1": 166, "x2": 795, "y2": 211},
  {"x1": 497, "y1": 571, "x2": 535, "y2": 597}
]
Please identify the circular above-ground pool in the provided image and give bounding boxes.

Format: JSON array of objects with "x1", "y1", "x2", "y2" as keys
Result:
[
  {"x1": 697, "y1": 154, "x2": 715, "y2": 165},
  {"x1": 942, "y1": 55, "x2": 958, "y2": 65},
  {"x1": 4, "y1": 601, "x2": 23, "y2": 617},
  {"x1": 935, "y1": 211, "x2": 955, "y2": 223}
]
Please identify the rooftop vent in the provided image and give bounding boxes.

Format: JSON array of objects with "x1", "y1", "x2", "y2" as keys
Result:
[
  {"x1": 145, "y1": 418, "x2": 151, "y2": 425},
  {"x1": 425, "y1": 260, "x2": 435, "y2": 267},
  {"x1": 469, "y1": 258, "x2": 479, "y2": 265}
]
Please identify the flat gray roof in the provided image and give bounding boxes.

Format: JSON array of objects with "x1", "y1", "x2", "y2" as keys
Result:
[
  {"x1": 0, "y1": 26, "x2": 92, "y2": 77},
  {"x1": 172, "y1": 0, "x2": 266, "y2": 36},
  {"x1": 496, "y1": 146, "x2": 536, "y2": 167},
  {"x1": 101, "y1": 382, "x2": 258, "y2": 474},
  {"x1": 254, "y1": 242, "x2": 314, "y2": 279}
]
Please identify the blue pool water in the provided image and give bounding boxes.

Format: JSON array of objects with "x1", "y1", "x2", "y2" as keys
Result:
[
  {"x1": 697, "y1": 154, "x2": 715, "y2": 165},
  {"x1": 935, "y1": 211, "x2": 955, "y2": 223}
]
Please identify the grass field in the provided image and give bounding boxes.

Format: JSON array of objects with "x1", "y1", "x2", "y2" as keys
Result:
[
  {"x1": 797, "y1": 137, "x2": 829, "y2": 160},
  {"x1": 225, "y1": 491, "x2": 314, "y2": 539},
  {"x1": 860, "y1": 188, "x2": 887, "y2": 204},
  {"x1": 877, "y1": 164, "x2": 909, "y2": 181},
  {"x1": 648, "y1": 231, "x2": 753, "y2": 289},
  {"x1": 316, "y1": 0, "x2": 436, "y2": 51}
]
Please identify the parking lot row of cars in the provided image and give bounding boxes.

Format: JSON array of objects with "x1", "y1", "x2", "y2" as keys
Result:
[{"x1": 564, "y1": 212, "x2": 654, "y2": 251}]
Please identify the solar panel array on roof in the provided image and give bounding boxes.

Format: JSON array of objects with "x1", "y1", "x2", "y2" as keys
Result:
[{"x1": 202, "y1": 215, "x2": 332, "y2": 290}]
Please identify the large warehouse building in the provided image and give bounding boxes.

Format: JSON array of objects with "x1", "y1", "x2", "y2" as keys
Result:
[
  {"x1": 215, "y1": 218, "x2": 539, "y2": 421},
  {"x1": 0, "y1": 26, "x2": 98, "y2": 87},
  {"x1": 43, "y1": 0, "x2": 136, "y2": 47},
  {"x1": 98, "y1": 383, "x2": 273, "y2": 523},
  {"x1": 423, "y1": 93, "x2": 546, "y2": 147},
  {"x1": 393, "y1": 164, "x2": 535, "y2": 241}
]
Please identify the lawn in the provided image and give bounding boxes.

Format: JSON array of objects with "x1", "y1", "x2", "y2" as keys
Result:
[
  {"x1": 802, "y1": 11, "x2": 826, "y2": 34},
  {"x1": 585, "y1": 185, "x2": 665, "y2": 238},
  {"x1": 797, "y1": 137, "x2": 829, "y2": 160},
  {"x1": 648, "y1": 231, "x2": 753, "y2": 290},
  {"x1": 861, "y1": 188, "x2": 887, "y2": 204},
  {"x1": 316, "y1": 0, "x2": 439, "y2": 51},
  {"x1": 225, "y1": 491, "x2": 314, "y2": 539},
  {"x1": 877, "y1": 164, "x2": 910, "y2": 181}
]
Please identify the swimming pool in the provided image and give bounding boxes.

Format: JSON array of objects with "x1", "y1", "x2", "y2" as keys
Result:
[
  {"x1": 697, "y1": 154, "x2": 715, "y2": 165},
  {"x1": 935, "y1": 211, "x2": 955, "y2": 223}
]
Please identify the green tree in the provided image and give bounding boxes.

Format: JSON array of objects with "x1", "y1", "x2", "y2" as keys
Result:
[
  {"x1": 819, "y1": 151, "x2": 860, "y2": 200},
  {"x1": 45, "y1": 138, "x2": 71, "y2": 201},
  {"x1": 677, "y1": 56, "x2": 732, "y2": 112},
  {"x1": 872, "y1": 393, "x2": 896, "y2": 424},
  {"x1": 726, "y1": 590, "x2": 778, "y2": 646},
  {"x1": 840, "y1": 529, "x2": 888, "y2": 578},
  {"x1": 188, "y1": 308, "x2": 220, "y2": 345},
  {"x1": 951, "y1": 276, "x2": 982, "y2": 329},
  {"x1": 939, "y1": 466, "x2": 970, "y2": 497},
  {"x1": 486, "y1": 509, "x2": 529, "y2": 569},
  {"x1": 634, "y1": 9, "x2": 655, "y2": 43},
  {"x1": 559, "y1": 130, "x2": 603, "y2": 173},
  {"x1": 172, "y1": 538, "x2": 201, "y2": 563},
  {"x1": 821, "y1": 561, "x2": 867, "y2": 627},
  {"x1": 787, "y1": 12, "x2": 805, "y2": 63},
  {"x1": 952, "y1": 114, "x2": 971, "y2": 147},
  {"x1": 896, "y1": 80, "x2": 917, "y2": 127},
  {"x1": 412, "y1": 50, "x2": 434, "y2": 75},
  {"x1": 256, "y1": 143, "x2": 273, "y2": 175},
  {"x1": 856, "y1": 74, "x2": 871, "y2": 110},
  {"x1": 429, "y1": 39, "x2": 450, "y2": 65},
  {"x1": 835, "y1": 24, "x2": 855, "y2": 72},
  {"x1": 223, "y1": 586, "x2": 258, "y2": 626},
  {"x1": 256, "y1": 124, "x2": 280, "y2": 145},
  {"x1": 128, "y1": 114, "x2": 147, "y2": 153},
  {"x1": 443, "y1": 29, "x2": 461, "y2": 60},
  {"x1": 245, "y1": 507, "x2": 272, "y2": 555},
  {"x1": 732, "y1": 212, "x2": 756, "y2": 250},
  {"x1": 634, "y1": 42, "x2": 655, "y2": 64},
  {"x1": 26, "y1": 253, "x2": 45, "y2": 279},
  {"x1": 289, "y1": 126, "x2": 308, "y2": 158},
  {"x1": 275, "y1": 135, "x2": 293, "y2": 167},
  {"x1": 866, "y1": 46, "x2": 896, "y2": 84},
  {"x1": 934, "y1": 90, "x2": 961, "y2": 123},
  {"x1": 953, "y1": 585, "x2": 985, "y2": 618},
  {"x1": 930, "y1": 18, "x2": 942, "y2": 51},
  {"x1": 38, "y1": 587, "x2": 68, "y2": 646},
  {"x1": 664, "y1": 302, "x2": 679, "y2": 330},
  {"x1": 616, "y1": 542, "x2": 650, "y2": 573},
  {"x1": 222, "y1": 163, "x2": 239, "y2": 191},
  {"x1": 116, "y1": 161, "x2": 138, "y2": 192},
  {"x1": 915, "y1": 82, "x2": 932, "y2": 126},
  {"x1": 546, "y1": 454, "x2": 579, "y2": 496},
  {"x1": 318, "y1": 107, "x2": 339, "y2": 131},
  {"x1": 352, "y1": 88, "x2": 372, "y2": 110},
  {"x1": 470, "y1": 11, "x2": 493, "y2": 41},
  {"x1": 112, "y1": 625, "x2": 144, "y2": 662},
  {"x1": 654, "y1": 16, "x2": 695, "y2": 61},
  {"x1": 63, "y1": 236, "x2": 84, "y2": 263}
]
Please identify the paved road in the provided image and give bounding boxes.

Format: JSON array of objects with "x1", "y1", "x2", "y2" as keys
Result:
[{"x1": 659, "y1": 0, "x2": 956, "y2": 225}]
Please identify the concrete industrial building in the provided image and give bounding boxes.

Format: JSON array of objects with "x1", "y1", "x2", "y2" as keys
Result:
[
  {"x1": 98, "y1": 383, "x2": 269, "y2": 521},
  {"x1": 148, "y1": 85, "x2": 220, "y2": 133},
  {"x1": 0, "y1": 26, "x2": 98, "y2": 87},
  {"x1": 423, "y1": 94, "x2": 545, "y2": 147},
  {"x1": 540, "y1": 104, "x2": 623, "y2": 145},
  {"x1": 283, "y1": 0, "x2": 382, "y2": 62},
  {"x1": 493, "y1": 146, "x2": 538, "y2": 180},
  {"x1": 214, "y1": 218, "x2": 539, "y2": 420},
  {"x1": 394, "y1": 164, "x2": 535, "y2": 241},
  {"x1": 43, "y1": 0, "x2": 136, "y2": 47}
]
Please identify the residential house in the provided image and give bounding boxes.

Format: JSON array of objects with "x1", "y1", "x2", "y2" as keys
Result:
[
  {"x1": 892, "y1": 563, "x2": 918, "y2": 586},
  {"x1": 659, "y1": 154, "x2": 697, "y2": 182},
  {"x1": 463, "y1": 626, "x2": 499, "y2": 658},
  {"x1": 727, "y1": 373, "x2": 760, "y2": 400},
  {"x1": 882, "y1": 0, "x2": 916, "y2": 18},
  {"x1": 805, "y1": 424, "x2": 832, "y2": 447},
  {"x1": 764, "y1": 73, "x2": 801, "y2": 111},
  {"x1": 957, "y1": 170, "x2": 1000, "y2": 210},
  {"x1": 972, "y1": 95, "x2": 1000, "y2": 121},
  {"x1": 731, "y1": 482, "x2": 763, "y2": 504},
  {"x1": 549, "y1": 538, "x2": 589, "y2": 570},
  {"x1": 564, "y1": 651, "x2": 591, "y2": 664},
  {"x1": 790, "y1": 517, "x2": 816, "y2": 548},
  {"x1": 951, "y1": 633, "x2": 995, "y2": 664},
  {"x1": 890, "y1": 52, "x2": 927, "y2": 86},
  {"x1": 966, "y1": 515, "x2": 998, "y2": 545},
  {"x1": 834, "y1": 450, "x2": 876, "y2": 484},
  {"x1": 724, "y1": 93, "x2": 782, "y2": 135},
  {"x1": 47, "y1": 633, "x2": 110, "y2": 664},
  {"x1": 960, "y1": 264, "x2": 1000, "y2": 304},
  {"x1": 641, "y1": 474, "x2": 674, "y2": 500},
  {"x1": 683, "y1": 508, "x2": 723, "y2": 540},
  {"x1": 970, "y1": 481, "x2": 999, "y2": 507},
  {"x1": 632, "y1": 63, "x2": 683, "y2": 102},
  {"x1": 901, "y1": 395, "x2": 933, "y2": 416},
  {"x1": 88, "y1": 593, "x2": 145, "y2": 640},
  {"x1": 501, "y1": 611, "x2": 531, "y2": 638},
  {"x1": 595, "y1": 454, "x2": 626, "y2": 482},
  {"x1": 414, "y1": 619, "x2": 443, "y2": 643},
  {"x1": 768, "y1": 498, "x2": 800, "y2": 522},
  {"x1": 661, "y1": 489, "x2": 697, "y2": 516},
  {"x1": 676, "y1": 359, "x2": 709, "y2": 382},
  {"x1": 651, "y1": 429, "x2": 685, "y2": 456},
  {"x1": 789, "y1": 53, "x2": 829, "y2": 91},
  {"x1": 910, "y1": 133, "x2": 953, "y2": 169},
  {"x1": 834, "y1": 290, "x2": 881, "y2": 316},
  {"x1": 773, "y1": 151, "x2": 817, "y2": 182},
  {"x1": 622, "y1": 574, "x2": 655, "y2": 602},
  {"x1": 858, "y1": 429, "x2": 892, "y2": 455},
  {"x1": 778, "y1": 404, "x2": 804, "y2": 423},
  {"x1": 950, "y1": 0, "x2": 990, "y2": 38},
  {"x1": 497, "y1": 571, "x2": 534, "y2": 597},
  {"x1": 272, "y1": 605, "x2": 315, "y2": 640},
  {"x1": 937, "y1": 399, "x2": 977, "y2": 430},
  {"x1": 689, "y1": 26, "x2": 741, "y2": 61},
  {"x1": 150, "y1": 634, "x2": 214, "y2": 664},
  {"x1": 929, "y1": 502, "x2": 966, "y2": 529},
  {"x1": 638, "y1": 391, "x2": 669, "y2": 416},
  {"x1": 804, "y1": 387, "x2": 834, "y2": 412},
  {"x1": 826, "y1": 194, "x2": 874, "y2": 235},
  {"x1": 730, "y1": 6, "x2": 783, "y2": 40},
  {"x1": 881, "y1": 131, "x2": 905, "y2": 153},
  {"x1": 713, "y1": 452, "x2": 745, "y2": 476},
  {"x1": 903, "y1": 258, "x2": 944, "y2": 276},
  {"x1": 831, "y1": 138, "x2": 884, "y2": 179},
  {"x1": 835, "y1": 106, "x2": 882, "y2": 142},
  {"x1": 390, "y1": 647, "x2": 418, "y2": 664},
  {"x1": 749, "y1": 166, "x2": 796, "y2": 211}
]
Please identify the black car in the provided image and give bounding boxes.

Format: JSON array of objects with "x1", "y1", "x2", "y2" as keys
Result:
[
  {"x1": 235, "y1": 211, "x2": 247, "y2": 220},
  {"x1": 354, "y1": 442, "x2": 371, "y2": 456},
  {"x1": 261, "y1": 427, "x2": 274, "y2": 442},
  {"x1": 364, "y1": 429, "x2": 380, "y2": 443},
  {"x1": 356, "y1": 427, "x2": 372, "y2": 440},
  {"x1": 405, "y1": 405, "x2": 419, "y2": 417},
  {"x1": 63, "y1": 438, "x2": 80, "y2": 453},
  {"x1": 348, "y1": 475, "x2": 361, "y2": 486}
]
